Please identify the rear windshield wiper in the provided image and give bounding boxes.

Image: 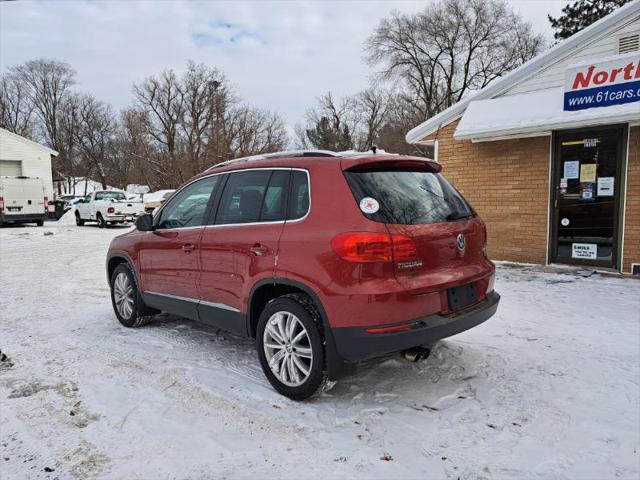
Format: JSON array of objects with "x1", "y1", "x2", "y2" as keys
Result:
[{"x1": 446, "y1": 211, "x2": 474, "y2": 221}]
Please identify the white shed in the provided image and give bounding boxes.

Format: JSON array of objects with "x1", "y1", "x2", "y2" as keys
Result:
[{"x1": 0, "y1": 128, "x2": 58, "y2": 199}]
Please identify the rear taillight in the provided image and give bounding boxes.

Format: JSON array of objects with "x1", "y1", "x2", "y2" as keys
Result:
[
  {"x1": 0, "y1": 196, "x2": 4, "y2": 212},
  {"x1": 332, "y1": 233, "x2": 392, "y2": 262},
  {"x1": 331, "y1": 232, "x2": 418, "y2": 263},
  {"x1": 107, "y1": 207, "x2": 115, "y2": 214},
  {"x1": 391, "y1": 235, "x2": 419, "y2": 262},
  {"x1": 44, "y1": 196, "x2": 48, "y2": 213}
]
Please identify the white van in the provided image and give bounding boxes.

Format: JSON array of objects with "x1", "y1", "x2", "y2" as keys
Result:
[{"x1": 0, "y1": 176, "x2": 48, "y2": 227}]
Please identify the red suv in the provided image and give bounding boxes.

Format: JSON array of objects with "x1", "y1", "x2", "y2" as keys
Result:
[{"x1": 106, "y1": 151, "x2": 499, "y2": 400}]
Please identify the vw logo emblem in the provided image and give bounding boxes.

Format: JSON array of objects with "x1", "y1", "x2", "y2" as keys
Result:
[{"x1": 456, "y1": 234, "x2": 466, "y2": 252}]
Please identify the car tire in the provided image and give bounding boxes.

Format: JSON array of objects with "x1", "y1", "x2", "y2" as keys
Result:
[
  {"x1": 75, "y1": 212, "x2": 84, "y2": 226},
  {"x1": 97, "y1": 213, "x2": 106, "y2": 229},
  {"x1": 110, "y1": 263, "x2": 155, "y2": 328},
  {"x1": 256, "y1": 293, "x2": 327, "y2": 401},
  {"x1": 36, "y1": 220, "x2": 44, "y2": 227}
]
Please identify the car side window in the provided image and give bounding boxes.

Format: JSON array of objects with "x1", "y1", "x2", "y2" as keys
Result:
[
  {"x1": 156, "y1": 176, "x2": 219, "y2": 230},
  {"x1": 260, "y1": 171, "x2": 289, "y2": 222},
  {"x1": 213, "y1": 170, "x2": 290, "y2": 225},
  {"x1": 287, "y1": 170, "x2": 310, "y2": 220}
]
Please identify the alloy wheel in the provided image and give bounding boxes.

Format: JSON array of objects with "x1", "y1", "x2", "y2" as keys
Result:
[
  {"x1": 263, "y1": 311, "x2": 313, "y2": 387},
  {"x1": 113, "y1": 272, "x2": 134, "y2": 320}
]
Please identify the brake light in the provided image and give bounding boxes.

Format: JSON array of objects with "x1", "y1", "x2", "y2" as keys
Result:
[
  {"x1": 0, "y1": 196, "x2": 4, "y2": 212},
  {"x1": 332, "y1": 233, "x2": 392, "y2": 262},
  {"x1": 331, "y1": 233, "x2": 418, "y2": 263},
  {"x1": 107, "y1": 207, "x2": 115, "y2": 214},
  {"x1": 44, "y1": 196, "x2": 48, "y2": 213}
]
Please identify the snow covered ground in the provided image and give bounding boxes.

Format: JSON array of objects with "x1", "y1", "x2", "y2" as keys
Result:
[{"x1": 1, "y1": 224, "x2": 639, "y2": 480}]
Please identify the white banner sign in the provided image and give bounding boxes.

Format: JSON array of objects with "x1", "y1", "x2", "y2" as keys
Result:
[{"x1": 564, "y1": 52, "x2": 640, "y2": 111}]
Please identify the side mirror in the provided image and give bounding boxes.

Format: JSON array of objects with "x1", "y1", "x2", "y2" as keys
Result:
[{"x1": 135, "y1": 213, "x2": 154, "y2": 232}]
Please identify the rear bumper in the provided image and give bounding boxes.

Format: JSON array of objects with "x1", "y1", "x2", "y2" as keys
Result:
[
  {"x1": 106, "y1": 214, "x2": 137, "y2": 222},
  {"x1": 332, "y1": 291, "x2": 500, "y2": 362},
  {"x1": 0, "y1": 213, "x2": 45, "y2": 223}
]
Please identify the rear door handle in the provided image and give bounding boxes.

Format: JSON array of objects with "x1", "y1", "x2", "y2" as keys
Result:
[
  {"x1": 182, "y1": 243, "x2": 196, "y2": 254},
  {"x1": 250, "y1": 244, "x2": 269, "y2": 256}
]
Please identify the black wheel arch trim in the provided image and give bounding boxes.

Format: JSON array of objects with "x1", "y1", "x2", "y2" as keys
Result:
[
  {"x1": 249, "y1": 278, "x2": 330, "y2": 328},
  {"x1": 248, "y1": 277, "x2": 355, "y2": 381},
  {"x1": 106, "y1": 252, "x2": 140, "y2": 287}
]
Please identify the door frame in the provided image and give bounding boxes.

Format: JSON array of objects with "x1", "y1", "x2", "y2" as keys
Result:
[{"x1": 548, "y1": 124, "x2": 628, "y2": 269}]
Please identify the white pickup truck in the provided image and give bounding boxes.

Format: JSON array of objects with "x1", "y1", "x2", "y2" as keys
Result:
[{"x1": 75, "y1": 190, "x2": 144, "y2": 228}]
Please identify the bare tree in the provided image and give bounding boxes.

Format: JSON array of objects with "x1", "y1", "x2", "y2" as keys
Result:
[
  {"x1": 376, "y1": 95, "x2": 432, "y2": 155},
  {"x1": 134, "y1": 62, "x2": 288, "y2": 180},
  {"x1": 133, "y1": 69, "x2": 185, "y2": 186},
  {"x1": 10, "y1": 59, "x2": 76, "y2": 151},
  {"x1": 118, "y1": 107, "x2": 156, "y2": 189},
  {"x1": 57, "y1": 94, "x2": 83, "y2": 188},
  {"x1": 179, "y1": 62, "x2": 231, "y2": 176},
  {"x1": 352, "y1": 87, "x2": 391, "y2": 151},
  {"x1": 299, "y1": 92, "x2": 355, "y2": 151},
  {"x1": 75, "y1": 94, "x2": 116, "y2": 189},
  {"x1": 297, "y1": 88, "x2": 391, "y2": 152},
  {"x1": 226, "y1": 107, "x2": 287, "y2": 157},
  {"x1": 3, "y1": 57, "x2": 290, "y2": 189},
  {"x1": 0, "y1": 74, "x2": 34, "y2": 137},
  {"x1": 365, "y1": 0, "x2": 544, "y2": 121}
]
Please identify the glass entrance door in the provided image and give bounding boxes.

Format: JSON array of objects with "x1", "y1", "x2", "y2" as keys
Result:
[{"x1": 551, "y1": 126, "x2": 625, "y2": 268}]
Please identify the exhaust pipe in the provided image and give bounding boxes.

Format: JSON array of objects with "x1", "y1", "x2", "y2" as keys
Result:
[{"x1": 402, "y1": 346, "x2": 432, "y2": 362}]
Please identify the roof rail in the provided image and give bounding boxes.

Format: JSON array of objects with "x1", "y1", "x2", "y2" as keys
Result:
[{"x1": 209, "y1": 150, "x2": 340, "y2": 170}]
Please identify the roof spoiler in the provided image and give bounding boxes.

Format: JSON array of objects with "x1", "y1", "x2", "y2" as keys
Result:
[{"x1": 341, "y1": 156, "x2": 441, "y2": 173}]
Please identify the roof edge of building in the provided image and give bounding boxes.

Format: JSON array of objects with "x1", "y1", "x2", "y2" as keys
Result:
[
  {"x1": 0, "y1": 128, "x2": 59, "y2": 156},
  {"x1": 454, "y1": 109, "x2": 640, "y2": 141}
]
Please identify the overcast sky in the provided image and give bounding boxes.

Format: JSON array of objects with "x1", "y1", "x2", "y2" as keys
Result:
[{"x1": 0, "y1": 0, "x2": 567, "y2": 134}]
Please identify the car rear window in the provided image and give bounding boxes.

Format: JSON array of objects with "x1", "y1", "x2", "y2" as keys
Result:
[
  {"x1": 344, "y1": 169, "x2": 474, "y2": 225},
  {"x1": 95, "y1": 191, "x2": 126, "y2": 201}
]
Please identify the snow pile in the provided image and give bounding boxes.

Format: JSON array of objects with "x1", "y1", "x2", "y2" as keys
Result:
[
  {"x1": 56, "y1": 207, "x2": 77, "y2": 225},
  {"x1": 57, "y1": 177, "x2": 116, "y2": 196},
  {"x1": 142, "y1": 189, "x2": 175, "y2": 202}
]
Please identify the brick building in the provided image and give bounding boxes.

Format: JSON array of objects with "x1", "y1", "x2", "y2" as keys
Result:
[{"x1": 406, "y1": 2, "x2": 640, "y2": 274}]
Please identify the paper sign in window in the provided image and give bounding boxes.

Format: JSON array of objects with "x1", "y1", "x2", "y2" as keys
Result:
[
  {"x1": 572, "y1": 243, "x2": 597, "y2": 260},
  {"x1": 580, "y1": 164, "x2": 597, "y2": 182},
  {"x1": 597, "y1": 177, "x2": 614, "y2": 196},
  {"x1": 564, "y1": 161, "x2": 579, "y2": 179}
]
